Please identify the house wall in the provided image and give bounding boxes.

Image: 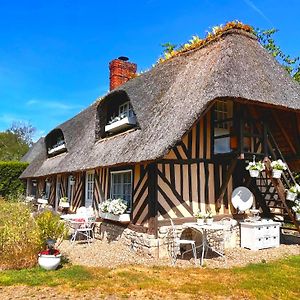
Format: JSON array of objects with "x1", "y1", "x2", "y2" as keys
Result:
[{"x1": 157, "y1": 110, "x2": 233, "y2": 222}]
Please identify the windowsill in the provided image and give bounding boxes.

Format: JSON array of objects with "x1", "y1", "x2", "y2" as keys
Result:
[
  {"x1": 99, "y1": 211, "x2": 130, "y2": 223},
  {"x1": 105, "y1": 116, "x2": 137, "y2": 133},
  {"x1": 48, "y1": 144, "x2": 66, "y2": 155}
]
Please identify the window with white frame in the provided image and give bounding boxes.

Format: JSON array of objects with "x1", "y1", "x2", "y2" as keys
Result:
[
  {"x1": 67, "y1": 176, "x2": 74, "y2": 207},
  {"x1": 119, "y1": 101, "x2": 134, "y2": 118},
  {"x1": 85, "y1": 171, "x2": 94, "y2": 208},
  {"x1": 214, "y1": 100, "x2": 233, "y2": 154},
  {"x1": 110, "y1": 170, "x2": 132, "y2": 211},
  {"x1": 45, "y1": 181, "x2": 51, "y2": 200}
]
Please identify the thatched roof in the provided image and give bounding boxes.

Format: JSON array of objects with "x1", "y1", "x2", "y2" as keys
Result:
[{"x1": 20, "y1": 29, "x2": 300, "y2": 178}]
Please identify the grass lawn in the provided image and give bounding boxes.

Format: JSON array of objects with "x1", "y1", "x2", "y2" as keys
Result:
[{"x1": 0, "y1": 255, "x2": 299, "y2": 299}]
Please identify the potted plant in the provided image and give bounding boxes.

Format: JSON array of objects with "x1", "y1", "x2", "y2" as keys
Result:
[
  {"x1": 292, "y1": 200, "x2": 300, "y2": 221},
  {"x1": 205, "y1": 211, "x2": 214, "y2": 225},
  {"x1": 59, "y1": 197, "x2": 69, "y2": 208},
  {"x1": 271, "y1": 159, "x2": 287, "y2": 179},
  {"x1": 99, "y1": 198, "x2": 130, "y2": 223},
  {"x1": 38, "y1": 239, "x2": 62, "y2": 270},
  {"x1": 246, "y1": 159, "x2": 265, "y2": 178},
  {"x1": 286, "y1": 184, "x2": 300, "y2": 201},
  {"x1": 194, "y1": 210, "x2": 205, "y2": 225}
]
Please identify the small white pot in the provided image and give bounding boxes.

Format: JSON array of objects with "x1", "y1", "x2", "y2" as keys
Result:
[
  {"x1": 296, "y1": 213, "x2": 300, "y2": 221},
  {"x1": 272, "y1": 169, "x2": 283, "y2": 179},
  {"x1": 249, "y1": 169, "x2": 260, "y2": 178},
  {"x1": 60, "y1": 202, "x2": 70, "y2": 208},
  {"x1": 286, "y1": 191, "x2": 297, "y2": 201},
  {"x1": 38, "y1": 254, "x2": 61, "y2": 270},
  {"x1": 197, "y1": 218, "x2": 204, "y2": 225},
  {"x1": 205, "y1": 218, "x2": 214, "y2": 225}
]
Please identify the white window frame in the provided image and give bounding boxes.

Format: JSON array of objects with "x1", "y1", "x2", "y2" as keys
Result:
[
  {"x1": 67, "y1": 175, "x2": 74, "y2": 207},
  {"x1": 214, "y1": 100, "x2": 232, "y2": 154},
  {"x1": 45, "y1": 181, "x2": 51, "y2": 200},
  {"x1": 85, "y1": 170, "x2": 95, "y2": 208},
  {"x1": 118, "y1": 101, "x2": 134, "y2": 118},
  {"x1": 110, "y1": 169, "x2": 133, "y2": 212}
]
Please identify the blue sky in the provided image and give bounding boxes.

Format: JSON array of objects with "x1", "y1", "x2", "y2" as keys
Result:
[{"x1": 0, "y1": 0, "x2": 299, "y2": 140}]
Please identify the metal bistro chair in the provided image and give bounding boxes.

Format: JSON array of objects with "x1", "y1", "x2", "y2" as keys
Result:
[
  {"x1": 169, "y1": 219, "x2": 197, "y2": 265},
  {"x1": 70, "y1": 216, "x2": 96, "y2": 245}
]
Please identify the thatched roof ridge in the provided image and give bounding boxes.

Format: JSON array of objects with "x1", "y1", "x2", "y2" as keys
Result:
[{"x1": 20, "y1": 29, "x2": 300, "y2": 178}]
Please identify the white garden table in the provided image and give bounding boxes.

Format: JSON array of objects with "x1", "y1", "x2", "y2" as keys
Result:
[{"x1": 182, "y1": 222, "x2": 226, "y2": 266}]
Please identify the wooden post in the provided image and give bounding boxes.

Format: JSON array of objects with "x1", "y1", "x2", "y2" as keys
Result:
[
  {"x1": 148, "y1": 163, "x2": 158, "y2": 237},
  {"x1": 216, "y1": 155, "x2": 238, "y2": 211}
]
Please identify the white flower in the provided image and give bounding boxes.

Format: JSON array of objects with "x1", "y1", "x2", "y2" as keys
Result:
[
  {"x1": 271, "y1": 159, "x2": 287, "y2": 171},
  {"x1": 246, "y1": 160, "x2": 265, "y2": 172},
  {"x1": 292, "y1": 199, "x2": 300, "y2": 213},
  {"x1": 100, "y1": 198, "x2": 127, "y2": 215},
  {"x1": 288, "y1": 184, "x2": 300, "y2": 194}
]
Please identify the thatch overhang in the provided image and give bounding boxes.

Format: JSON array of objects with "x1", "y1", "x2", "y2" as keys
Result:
[{"x1": 20, "y1": 29, "x2": 300, "y2": 179}]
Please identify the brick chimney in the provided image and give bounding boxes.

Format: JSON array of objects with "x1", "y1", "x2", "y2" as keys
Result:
[{"x1": 109, "y1": 56, "x2": 137, "y2": 91}]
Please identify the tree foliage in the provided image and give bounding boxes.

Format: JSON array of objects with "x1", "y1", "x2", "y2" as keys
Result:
[
  {"x1": 255, "y1": 28, "x2": 300, "y2": 82},
  {"x1": 0, "y1": 122, "x2": 35, "y2": 161}
]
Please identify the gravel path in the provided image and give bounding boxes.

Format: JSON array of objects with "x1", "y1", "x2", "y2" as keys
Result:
[{"x1": 59, "y1": 238, "x2": 300, "y2": 269}]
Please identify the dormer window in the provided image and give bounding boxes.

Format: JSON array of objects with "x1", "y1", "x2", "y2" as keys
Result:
[
  {"x1": 96, "y1": 91, "x2": 138, "y2": 139},
  {"x1": 105, "y1": 101, "x2": 137, "y2": 133},
  {"x1": 45, "y1": 129, "x2": 67, "y2": 157}
]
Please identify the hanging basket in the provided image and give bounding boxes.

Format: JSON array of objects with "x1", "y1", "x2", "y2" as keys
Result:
[
  {"x1": 272, "y1": 169, "x2": 283, "y2": 179},
  {"x1": 286, "y1": 191, "x2": 297, "y2": 201},
  {"x1": 249, "y1": 169, "x2": 260, "y2": 178}
]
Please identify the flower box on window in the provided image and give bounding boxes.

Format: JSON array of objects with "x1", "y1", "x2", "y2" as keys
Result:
[
  {"x1": 105, "y1": 116, "x2": 137, "y2": 133},
  {"x1": 48, "y1": 143, "x2": 66, "y2": 155},
  {"x1": 99, "y1": 211, "x2": 130, "y2": 223}
]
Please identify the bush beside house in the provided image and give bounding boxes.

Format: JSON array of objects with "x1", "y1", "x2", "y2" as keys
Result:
[{"x1": 0, "y1": 161, "x2": 28, "y2": 198}]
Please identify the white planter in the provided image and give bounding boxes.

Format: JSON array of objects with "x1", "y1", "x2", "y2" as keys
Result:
[
  {"x1": 105, "y1": 116, "x2": 137, "y2": 133},
  {"x1": 249, "y1": 169, "x2": 260, "y2": 178},
  {"x1": 286, "y1": 191, "x2": 297, "y2": 201},
  {"x1": 205, "y1": 218, "x2": 214, "y2": 225},
  {"x1": 296, "y1": 213, "x2": 300, "y2": 221},
  {"x1": 38, "y1": 254, "x2": 61, "y2": 270},
  {"x1": 197, "y1": 218, "x2": 204, "y2": 225},
  {"x1": 99, "y1": 211, "x2": 130, "y2": 223},
  {"x1": 59, "y1": 202, "x2": 70, "y2": 208},
  {"x1": 272, "y1": 169, "x2": 283, "y2": 179}
]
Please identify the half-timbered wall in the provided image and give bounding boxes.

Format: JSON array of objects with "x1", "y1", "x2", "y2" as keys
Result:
[{"x1": 158, "y1": 110, "x2": 233, "y2": 220}]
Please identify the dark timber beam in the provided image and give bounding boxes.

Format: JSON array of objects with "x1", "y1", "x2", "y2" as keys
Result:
[
  {"x1": 147, "y1": 163, "x2": 158, "y2": 237},
  {"x1": 216, "y1": 155, "x2": 238, "y2": 212}
]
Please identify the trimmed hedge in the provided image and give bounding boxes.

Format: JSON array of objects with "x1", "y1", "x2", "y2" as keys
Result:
[{"x1": 0, "y1": 161, "x2": 29, "y2": 198}]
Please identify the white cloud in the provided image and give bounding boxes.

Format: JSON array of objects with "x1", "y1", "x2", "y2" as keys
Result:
[
  {"x1": 26, "y1": 99, "x2": 84, "y2": 111},
  {"x1": 242, "y1": 0, "x2": 272, "y2": 25}
]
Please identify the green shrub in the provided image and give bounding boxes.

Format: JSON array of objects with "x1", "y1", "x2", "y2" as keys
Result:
[
  {"x1": 0, "y1": 199, "x2": 41, "y2": 270},
  {"x1": 35, "y1": 210, "x2": 68, "y2": 247},
  {"x1": 0, "y1": 161, "x2": 28, "y2": 198}
]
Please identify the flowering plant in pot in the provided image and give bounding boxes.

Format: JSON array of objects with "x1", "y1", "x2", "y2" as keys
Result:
[
  {"x1": 194, "y1": 210, "x2": 205, "y2": 225},
  {"x1": 205, "y1": 211, "x2": 214, "y2": 225},
  {"x1": 292, "y1": 200, "x2": 300, "y2": 221},
  {"x1": 286, "y1": 184, "x2": 300, "y2": 201},
  {"x1": 246, "y1": 159, "x2": 265, "y2": 178},
  {"x1": 270, "y1": 159, "x2": 287, "y2": 179},
  {"x1": 59, "y1": 196, "x2": 69, "y2": 208},
  {"x1": 100, "y1": 198, "x2": 127, "y2": 215},
  {"x1": 38, "y1": 239, "x2": 62, "y2": 270}
]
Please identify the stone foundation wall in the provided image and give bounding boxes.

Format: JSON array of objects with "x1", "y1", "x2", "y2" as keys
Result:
[{"x1": 94, "y1": 221, "x2": 240, "y2": 259}]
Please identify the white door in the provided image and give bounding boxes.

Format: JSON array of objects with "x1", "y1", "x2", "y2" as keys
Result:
[{"x1": 85, "y1": 171, "x2": 94, "y2": 208}]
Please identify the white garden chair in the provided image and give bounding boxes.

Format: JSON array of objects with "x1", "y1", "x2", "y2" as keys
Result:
[
  {"x1": 169, "y1": 219, "x2": 197, "y2": 265},
  {"x1": 70, "y1": 216, "x2": 96, "y2": 245}
]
